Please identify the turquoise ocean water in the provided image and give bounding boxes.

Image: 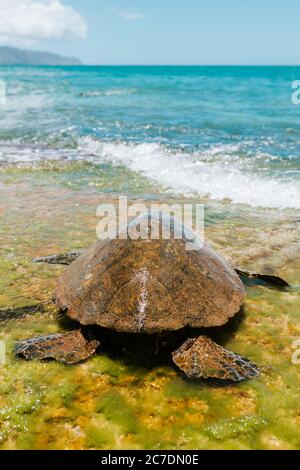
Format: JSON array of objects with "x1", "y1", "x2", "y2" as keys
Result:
[{"x1": 0, "y1": 65, "x2": 300, "y2": 209}]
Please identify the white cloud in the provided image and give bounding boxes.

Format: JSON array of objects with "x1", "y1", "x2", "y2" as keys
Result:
[
  {"x1": 113, "y1": 8, "x2": 144, "y2": 21},
  {"x1": 0, "y1": 0, "x2": 87, "y2": 45}
]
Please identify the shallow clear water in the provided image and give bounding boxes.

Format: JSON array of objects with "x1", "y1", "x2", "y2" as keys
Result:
[{"x1": 0, "y1": 66, "x2": 300, "y2": 450}]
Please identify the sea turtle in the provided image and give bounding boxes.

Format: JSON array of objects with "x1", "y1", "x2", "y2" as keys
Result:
[{"x1": 15, "y1": 213, "x2": 288, "y2": 382}]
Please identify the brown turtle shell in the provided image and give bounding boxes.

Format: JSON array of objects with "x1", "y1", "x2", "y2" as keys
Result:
[{"x1": 56, "y1": 214, "x2": 245, "y2": 333}]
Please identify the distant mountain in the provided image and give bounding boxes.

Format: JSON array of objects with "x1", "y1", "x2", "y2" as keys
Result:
[{"x1": 0, "y1": 46, "x2": 82, "y2": 66}]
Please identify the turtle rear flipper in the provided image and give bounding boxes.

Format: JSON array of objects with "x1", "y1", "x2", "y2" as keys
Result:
[
  {"x1": 172, "y1": 335, "x2": 259, "y2": 382},
  {"x1": 15, "y1": 330, "x2": 99, "y2": 364}
]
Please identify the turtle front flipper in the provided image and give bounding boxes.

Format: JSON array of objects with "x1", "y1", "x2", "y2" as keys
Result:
[
  {"x1": 234, "y1": 267, "x2": 289, "y2": 289},
  {"x1": 33, "y1": 250, "x2": 83, "y2": 265},
  {"x1": 172, "y1": 335, "x2": 259, "y2": 382},
  {"x1": 15, "y1": 330, "x2": 99, "y2": 364}
]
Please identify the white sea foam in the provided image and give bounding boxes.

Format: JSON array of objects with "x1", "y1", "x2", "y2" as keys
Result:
[
  {"x1": 78, "y1": 138, "x2": 300, "y2": 210},
  {"x1": 80, "y1": 88, "x2": 137, "y2": 98},
  {"x1": 1, "y1": 138, "x2": 299, "y2": 209},
  {"x1": 0, "y1": 142, "x2": 77, "y2": 164}
]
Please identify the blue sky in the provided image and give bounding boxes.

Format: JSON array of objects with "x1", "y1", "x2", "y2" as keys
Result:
[{"x1": 1, "y1": 0, "x2": 300, "y2": 64}]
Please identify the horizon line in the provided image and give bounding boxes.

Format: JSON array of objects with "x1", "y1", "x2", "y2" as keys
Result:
[{"x1": 2, "y1": 63, "x2": 300, "y2": 67}]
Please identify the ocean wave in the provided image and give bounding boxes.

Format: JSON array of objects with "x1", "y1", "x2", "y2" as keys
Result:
[
  {"x1": 79, "y1": 88, "x2": 137, "y2": 98},
  {"x1": 1, "y1": 138, "x2": 299, "y2": 209},
  {"x1": 78, "y1": 138, "x2": 300, "y2": 209}
]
